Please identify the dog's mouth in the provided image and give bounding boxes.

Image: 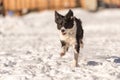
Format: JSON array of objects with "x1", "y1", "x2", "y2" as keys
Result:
[{"x1": 62, "y1": 32, "x2": 66, "y2": 35}]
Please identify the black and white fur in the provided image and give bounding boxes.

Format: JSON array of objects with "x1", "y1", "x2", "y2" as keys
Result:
[{"x1": 55, "y1": 9, "x2": 84, "y2": 67}]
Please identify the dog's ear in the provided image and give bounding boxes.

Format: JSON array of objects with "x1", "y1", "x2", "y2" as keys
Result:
[
  {"x1": 65, "y1": 9, "x2": 73, "y2": 19},
  {"x1": 55, "y1": 10, "x2": 59, "y2": 19},
  {"x1": 55, "y1": 11, "x2": 62, "y2": 23}
]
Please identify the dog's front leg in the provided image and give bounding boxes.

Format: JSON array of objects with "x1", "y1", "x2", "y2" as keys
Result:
[
  {"x1": 73, "y1": 43, "x2": 80, "y2": 67},
  {"x1": 60, "y1": 40, "x2": 69, "y2": 57}
]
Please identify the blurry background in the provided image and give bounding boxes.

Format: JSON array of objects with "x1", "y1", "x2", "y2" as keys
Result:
[{"x1": 0, "y1": 0, "x2": 120, "y2": 16}]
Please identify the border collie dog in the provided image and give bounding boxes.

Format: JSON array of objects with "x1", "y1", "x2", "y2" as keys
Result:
[{"x1": 55, "y1": 9, "x2": 84, "y2": 67}]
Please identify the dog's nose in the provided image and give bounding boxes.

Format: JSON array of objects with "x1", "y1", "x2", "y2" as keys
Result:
[{"x1": 61, "y1": 29, "x2": 65, "y2": 32}]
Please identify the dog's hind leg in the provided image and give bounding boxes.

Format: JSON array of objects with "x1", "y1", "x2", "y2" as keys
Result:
[
  {"x1": 72, "y1": 43, "x2": 80, "y2": 67},
  {"x1": 60, "y1": 40, "x2": 69, "y2": 57}
]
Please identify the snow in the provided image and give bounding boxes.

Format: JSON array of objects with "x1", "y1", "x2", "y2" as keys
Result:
[{"x1": 0, "y1": 8, "x2": 120, "y2": 80}]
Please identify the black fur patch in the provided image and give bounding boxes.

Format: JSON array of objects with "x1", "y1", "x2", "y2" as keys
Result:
[
  {"x1": 75, "y1": 18, "x2": 84, "y2": 40},
  {"x1": 73, "y1": 17, "x2": 83, "y2": 53},
  {"x1": 60, "y1": 40, "x2": 66, "y2": 47}
]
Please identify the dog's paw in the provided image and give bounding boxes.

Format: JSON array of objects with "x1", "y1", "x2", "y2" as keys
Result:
[
  {"x1": 60, "y1": 52, "x2": 65, "y2": 57},
  {"x1": 72, "y1": 60, "x2": 79, "y2": 67}
]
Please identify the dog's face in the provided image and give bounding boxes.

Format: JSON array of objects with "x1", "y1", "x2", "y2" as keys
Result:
[{"x1": 55, "y1": 10, "x2": 74, "y2": 35}]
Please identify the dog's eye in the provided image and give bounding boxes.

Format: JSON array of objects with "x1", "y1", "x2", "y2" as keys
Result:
[{"x1": 64, "y1": 20, "x2": 74, "y2": 29}]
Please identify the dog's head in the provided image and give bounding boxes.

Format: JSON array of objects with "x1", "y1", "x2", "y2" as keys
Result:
[{"x1": 55, "y1": 9, "x2": 74, "y2": 35}]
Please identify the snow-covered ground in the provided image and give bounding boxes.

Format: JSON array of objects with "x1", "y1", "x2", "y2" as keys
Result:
[{"x1": 0, "y1": 8, "x2": 120, "y2": 80}]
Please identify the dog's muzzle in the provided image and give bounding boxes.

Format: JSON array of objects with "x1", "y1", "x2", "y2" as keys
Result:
[{"x1": 61, "y1": 29, "x2": 66, "y2": 35}]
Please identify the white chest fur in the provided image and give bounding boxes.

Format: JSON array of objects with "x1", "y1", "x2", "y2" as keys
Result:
[{"x1": 59, "y1": 21, "x2": 77, "y2": 46}]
